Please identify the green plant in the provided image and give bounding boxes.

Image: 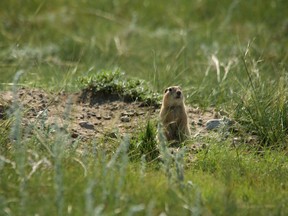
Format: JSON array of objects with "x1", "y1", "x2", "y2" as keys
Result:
[
  {"x1": 78, "y1": 68, "x2": 161, "y2": 106},
  {"x1": 233, "y1": 47, "x2": 288, "y2": 148},
  {"x1": 129, "y1": 120, "x2": 159, "y2": 162}
]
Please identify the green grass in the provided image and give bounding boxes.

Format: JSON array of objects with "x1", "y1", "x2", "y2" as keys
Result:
[
  {"x1": 78, "y1": 68, "x2": 161, "y2": 106},
  {"x1": 1, "y1": 125, "x2": 288, "y2": 215},
  {"x1": 1, "y1": 0, "x2": 287, "y2": 92},
  {"x1": 1, "y1": 0, "x2": 288, "y2": 215}
]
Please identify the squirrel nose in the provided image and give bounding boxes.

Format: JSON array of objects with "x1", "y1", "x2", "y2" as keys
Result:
[{"x1": 176, "y1": 91, "x2": 181, "y2": 96}]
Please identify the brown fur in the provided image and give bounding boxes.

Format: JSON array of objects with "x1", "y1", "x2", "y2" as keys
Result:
[{"x1": 159, "y1": 86, "x2": 190, "y2": 143}]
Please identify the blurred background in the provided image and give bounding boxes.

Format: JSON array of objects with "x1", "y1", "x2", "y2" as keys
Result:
[{"x1": 0, "y1": 0, "x2": 287, "y2": 104}]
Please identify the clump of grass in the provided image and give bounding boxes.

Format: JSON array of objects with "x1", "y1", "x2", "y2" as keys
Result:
[
  {"x1": 129, "y1": 120, "x2": 159, "y2": 162},
  {"x1": 233, "y1": 50, "x2": 288, "y2": 148},
  {"x1": 78, "y1": 68, "x2": 161, "y2": 106}
]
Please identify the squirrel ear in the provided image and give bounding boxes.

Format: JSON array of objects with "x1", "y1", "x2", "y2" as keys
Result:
[{"x1": 164, "y1": 88, "x2": 168, "y2": 93}]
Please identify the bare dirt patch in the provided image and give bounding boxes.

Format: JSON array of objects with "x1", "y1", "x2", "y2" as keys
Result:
[{"x1": 0, "y1": 88, "x2": 224, "y2": 142}]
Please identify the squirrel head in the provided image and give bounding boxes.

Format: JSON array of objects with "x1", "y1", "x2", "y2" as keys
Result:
[{"x1": 163, "y1": 86, "x2": 184, "y2": 107}]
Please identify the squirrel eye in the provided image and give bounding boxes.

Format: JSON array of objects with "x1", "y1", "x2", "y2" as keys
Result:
[{"x1": 165, "y1": 88, "x2": 173, "y2": 93}]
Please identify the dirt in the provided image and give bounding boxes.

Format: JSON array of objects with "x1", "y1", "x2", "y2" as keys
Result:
[{"x1": 0, "y1": 87, "x2": 223, "y2": 143}]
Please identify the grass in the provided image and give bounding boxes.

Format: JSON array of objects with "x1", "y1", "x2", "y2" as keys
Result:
[
  {"x1": 231, "y1": 48, "x2": 288, "y2": 147},
  {"x1": 78, "y1": 68, "x2": 161, "y2": 106},
  {"x1": 129, "y1": 120, "x2": 159, "y2": 162},
  {"x1": 1, "y1": 0, "x2": 288, "y2": 215},
  {"x1": 1, "y1": 0, "x2": 287, "y2": 92},
  {"x1": 191, "y1": 142, "x2": 288, "y2": 215},
  {"x1": 1, "y1": 122, "x2": 288, "y2": 215}
]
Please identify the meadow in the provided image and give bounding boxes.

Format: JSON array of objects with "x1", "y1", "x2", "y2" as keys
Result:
[{"x1": 1, "y1": 0, "x2": 288, "y2": 215}]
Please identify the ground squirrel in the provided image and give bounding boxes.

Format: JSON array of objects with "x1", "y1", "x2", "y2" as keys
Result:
[{"x1": 159, "y1": 86, "x2": 190, "y2": 143}]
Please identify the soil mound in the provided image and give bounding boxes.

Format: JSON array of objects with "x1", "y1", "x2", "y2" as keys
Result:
[{"x1": 0, "y1": 87, "x2": 223, "y2": 141}]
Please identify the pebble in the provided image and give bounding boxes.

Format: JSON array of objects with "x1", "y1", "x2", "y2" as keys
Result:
[
  {"x1": 111, "y1": 104, "x2": 119, "y2": 111},
  {"x1": 120, "y1": 115, "x2": 131, "y2": 122},
  {"x1": 205, "y1": 118, "x2": 233, "y2": 130},
  {"x1": 79, "y1": 121, "x2": 94, "y2": 130},
  {"x1": 197, "y1": 118, "x2": 203, "y2": 126},
  {"x1": 205, "y1": 119, "x2": 223, "y2": 130},
  {"x1": 90, "y1": 112, "x2": 97, "y2": 117},
  {"x1": 79, "y1": 114, "x2": 85, "y2": 119},
  {"x1": 71, "y1": 132, "x2": 79, "y2": 138},
  {"x1": 121, "y1": 111, "x2": 135, "y2": 117},
  {"x1": 103, "y1": 116, "x2": 111, "y2": 120}
]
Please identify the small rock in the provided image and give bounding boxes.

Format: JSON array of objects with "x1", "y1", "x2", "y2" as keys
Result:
[
  {"x1": 191, "y1": 120, "x2": 196, "y2": 126},
  {"x1": 79, "y1": 114, "x2": 85, "y2": 119},
  {"x1": 90, "y1": 112, "x2": 97, "y2": 117},
  {"x1": 136, "y1": 111, "x2": 145, "y2": 116},
  {"x1": 111, "y1": 104, "x2": 119, "y2": 111},
  {"x1": 79, "y1": 121, "x2": 94, "y2": 130},
  {"x1": 94, "y1": 121, "x2": 101, "y2": 125},
  {"x1": 197, "y1": 118, "x2": 203, "y2": 126},
  {"x1": 120, "y1": 115, "x2": 131, "y2": 122},
  {"x1": 103, "y1": 116, "x2": 111, "y2": 120},
  {"x1": 71, "y1": 132, "x2": 79, "y2": 138},
  {"x1": 39, "y1": 93, "x2": 44, "y2": 99},
  {"x1": 205, "y1": 119, "x2": 223, "y2": 130},
  {"x1": 206, "y1": 117, "x2": 233, "y2": 130},
  {"x1": 121, "y1": 111, "x2": 135, "y2": 117}
]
